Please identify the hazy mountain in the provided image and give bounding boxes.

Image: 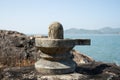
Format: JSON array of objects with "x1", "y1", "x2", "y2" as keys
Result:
[{"x1": 65, "y1": 27, "x2": 120, "y2": 34}]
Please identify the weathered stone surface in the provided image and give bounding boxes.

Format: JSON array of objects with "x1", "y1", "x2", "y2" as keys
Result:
[
  {"x1": 35, "y1": 22, "x2": 90, "y2": 75},
  {"x1": 1, "y1": 62, "x2": 120, "y2": 80},
  {"x1": 72, "y1": 50, "x2": 94, "y2": 65},
  {"x1": 39, "y1": 52, "x2": 72, "y2": 60},
  {"x1": 48, "y1": 22, "x2": 63, "y2": 39},
  {"x1": 35, "y1": 59, "x2": 76, "y2": 75},
  {"x1": 36, "y1": 38, "x2": 90, "y2": 47},
  {"x1": 0, "y1": 66, "x2": 37, "y2": 80},
  {"x1": 0, "y1": 30, "x2": 40, "y2": 67},
  {"x1": 36, "y1": 38, "x2": 75, "y2": 47},
  {"x1": 37, "y1": 73, "x2": 86, "y2": 80}
]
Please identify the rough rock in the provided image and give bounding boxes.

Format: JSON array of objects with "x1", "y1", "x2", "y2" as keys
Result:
[
  {"x1": 71, "y1": 49, "x2": 94, "y2": 65},
  {"x1": 0, "y1": 62, "x2": 120, "y2": 80},
  {"x1": 0, "y1": 30, "x2": 120, "y2": 80},
  {"x1": 37, "y1": 73, "x2": 86, "y2": 80},
  {"x1": 0, "y1": 30, "x2": 40, "y2": 67},
  {"x1": 0, "y1": 66, "x2": 37, "y2": 80}
]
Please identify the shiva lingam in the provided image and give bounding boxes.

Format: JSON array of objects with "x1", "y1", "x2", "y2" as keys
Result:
[{"x1": 35, "y1": 22, "x2": 90, "y2": 74}]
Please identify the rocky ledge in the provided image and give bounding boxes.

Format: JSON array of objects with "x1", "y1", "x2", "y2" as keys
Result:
[
  {"x1": 0, "y1": 62, "x2": 120, "y2": 80},
  {"x1": 0, "y1": 30, "x2": 120, "y2": 80}
]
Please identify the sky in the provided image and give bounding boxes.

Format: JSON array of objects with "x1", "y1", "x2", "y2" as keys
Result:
[{"x1": 0, "y1": 0, "x2": 120, "y2": 34}]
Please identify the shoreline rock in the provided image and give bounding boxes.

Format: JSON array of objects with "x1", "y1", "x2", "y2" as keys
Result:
[
  {"x1": 0, "y1": 30, "x2": 120, "y2": 80},
  {"x1": 72, "y1": 49, "x2": 94, "y2": 65},
  {"x1": 0, "y1": 30, "x2": 39, "y2": 67},
  {"x1": 0, "y1": 62, "x2": 120, "y2": 80}
]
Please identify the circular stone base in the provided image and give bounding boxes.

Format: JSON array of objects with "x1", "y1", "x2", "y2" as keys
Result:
[
  {"x1": 35, "y1": 59, "x2": 76, "y2": 74},
  {"x1": 37, "y1": 73, "x2": 86, "y2": 80}
]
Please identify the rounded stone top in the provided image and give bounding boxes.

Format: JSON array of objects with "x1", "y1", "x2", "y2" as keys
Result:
[{"x1": 48, "y1": 22, "x2": 64, "y2": 39}]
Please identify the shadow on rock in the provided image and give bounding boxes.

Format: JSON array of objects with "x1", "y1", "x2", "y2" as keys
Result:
[
  {"x1": 75, "y1": 62, "x2": 110, "y2": 75},
  {"x1": 0, "y1": 66, "x2": 37, "y2": 80}
]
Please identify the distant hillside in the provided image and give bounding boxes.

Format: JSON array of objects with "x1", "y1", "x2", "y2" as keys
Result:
[{"x1": 65, "y1": 27, "x2": 120, "y2": 34}]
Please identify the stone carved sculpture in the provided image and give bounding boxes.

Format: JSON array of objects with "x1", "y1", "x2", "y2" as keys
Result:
[{"x1": 35, "y1": 22, "x2": 90, "y2": 74}]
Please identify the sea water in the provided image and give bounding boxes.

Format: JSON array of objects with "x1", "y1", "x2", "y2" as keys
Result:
[{"x1": 65, "y1": 34, "x2": 120, "y2": 65}]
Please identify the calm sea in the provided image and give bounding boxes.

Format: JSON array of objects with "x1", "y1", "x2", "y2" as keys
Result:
[{"x1": 65, "y1": 34, "x2": 120, "y2": 65}]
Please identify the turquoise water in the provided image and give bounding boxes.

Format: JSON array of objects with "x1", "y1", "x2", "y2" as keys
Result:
[{"x1": 65, "y1": 34, "x2": 120, "y2": 65}]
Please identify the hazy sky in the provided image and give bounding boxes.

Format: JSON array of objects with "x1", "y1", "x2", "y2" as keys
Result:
[{"x1": 0, "y1": 0, "x2": 120, "y2": 34}]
